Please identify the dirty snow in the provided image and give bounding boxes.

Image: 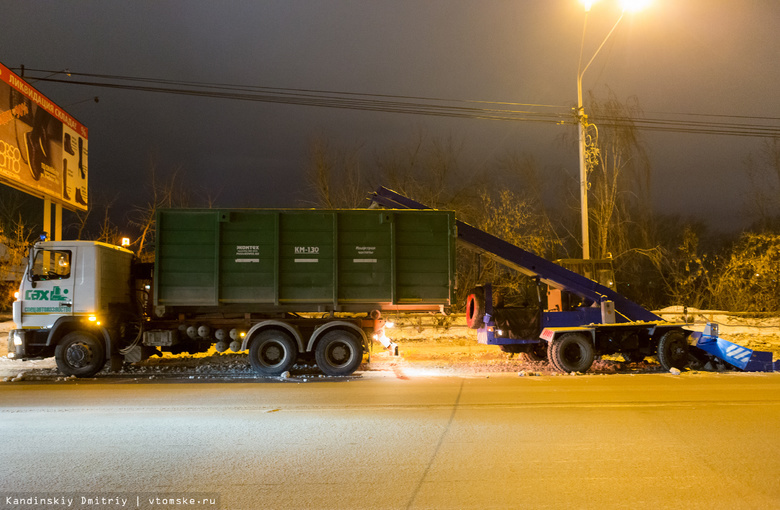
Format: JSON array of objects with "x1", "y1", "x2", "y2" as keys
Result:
[{"x1": 1, "y1": 310, "x2": 779, "y2": 381}]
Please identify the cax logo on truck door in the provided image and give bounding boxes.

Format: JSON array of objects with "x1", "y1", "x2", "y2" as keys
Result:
[{"x1": 25, "y1": 286, "x2": 69, "y2": 301}]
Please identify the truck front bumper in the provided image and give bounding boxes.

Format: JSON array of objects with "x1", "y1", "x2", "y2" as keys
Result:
[{"x1": 7, "y1": 329, "x2": 52, "y2": 360}]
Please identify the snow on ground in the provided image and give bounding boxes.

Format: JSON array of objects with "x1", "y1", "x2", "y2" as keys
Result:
[
  {"x1": 654, "y1": 307, "x2": 780, "y2": 357},
  {"x1": 1, "y1": 310, "x2": 779, "y2": 382}
]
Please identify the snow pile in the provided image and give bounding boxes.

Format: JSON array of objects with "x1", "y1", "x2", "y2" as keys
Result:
[
  {"x1": 655, "y1": 307, "x2": 780, "y2": 357},
  {"x1": 1, "y1": 312, "x2": 779, "y2": 381}
]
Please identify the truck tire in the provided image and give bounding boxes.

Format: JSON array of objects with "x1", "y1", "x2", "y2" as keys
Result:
[
  {"x1": 315, "y1": 330, "x2": 363, "y2": 377},
  {"x1": 465, "y1": 286, "x2": 486, "y2": 330},
  {"x1": 548, "y1": 333, "x2": 594, "y2": 373},
  {"x1": 657, "y1": 330, "x2": 689, "y2": 371},
  {"x1": 55, "y1": 331, "x2": 106, "y2": 377},
  {"x1": 248, "y1": 330, "x2": 298, "y2": 376}
]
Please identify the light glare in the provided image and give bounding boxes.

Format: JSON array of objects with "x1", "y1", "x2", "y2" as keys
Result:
[
  {"x1": 621, "y1": 0, "x2": 650, "y2": 12},
  {"x1": 581, "y1": 0, "x2": 597, "y2": 12}
]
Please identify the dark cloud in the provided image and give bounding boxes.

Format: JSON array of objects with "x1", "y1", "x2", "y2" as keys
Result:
[{"x1": 2, "y1": 0, "x2": 778, "y2": 231}]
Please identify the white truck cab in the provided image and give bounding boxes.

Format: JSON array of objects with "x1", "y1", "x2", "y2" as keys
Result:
[{"x1": 8, "y1": 240, "x2": 135, "y2": 376}]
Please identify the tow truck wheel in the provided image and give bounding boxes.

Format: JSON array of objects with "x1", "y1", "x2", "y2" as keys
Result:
[
  {"x1": 248, "y1": 330, "x2": 298, "y2": 376},
  {"x1": 55, "y1": 331, "x2": 106, "y2": 377},
  {"x1": 315, "y1": 330, "x2": 363, "y2": 377},
  {"x1": 657, "y1": 330, "x2": 690, "y2": 371},
  {"x1": 548, "y1": 333, "x2": 594, "y2": 373},
  {"x1": 465, "y1": 286, "x2": 486, "y2": 330}
]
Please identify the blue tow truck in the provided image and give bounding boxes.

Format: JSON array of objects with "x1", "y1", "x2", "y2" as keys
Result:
[{"x1": 371, "y1": 186, "x2": 779, "y2": 374}]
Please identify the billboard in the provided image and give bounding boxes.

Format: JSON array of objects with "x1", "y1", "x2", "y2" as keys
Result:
[{"x1": 0, "y1": 62, "x2": 88, "y2": 211}]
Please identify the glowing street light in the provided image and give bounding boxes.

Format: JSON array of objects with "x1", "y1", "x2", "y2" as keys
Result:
[
  {"x1": 620, "y1": 0, "x2": 651, "y2": 12},
  {"x1": 575, "y1": 0, "x2": 648, "y2": 259}
]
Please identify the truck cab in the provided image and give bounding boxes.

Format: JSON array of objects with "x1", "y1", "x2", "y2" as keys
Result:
[{"x1": 8, "y1": 241, "x2": 135, "y2": 375}]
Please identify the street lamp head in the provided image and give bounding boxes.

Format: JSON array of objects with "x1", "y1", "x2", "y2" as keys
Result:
[
  {"x1": 581, "y1": 0, "x2": 598, "y2": 12},
  {"x1": 620, "y1": 0, "x2": 650, "y2": 12}
]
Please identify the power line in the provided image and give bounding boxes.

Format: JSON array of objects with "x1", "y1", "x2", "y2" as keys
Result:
[
  {"x1": 595, "y1": 116, "x2": 780, "y2": 138},
  {"x1": 31, "y1": 76, "x2": 571, "y2": 125},
  {"x1": 21, "y1": 68, "x2": 568, "y2": 110},
  {"x1": 19, "y1": 68, "x2": 780, "y2": 139}
]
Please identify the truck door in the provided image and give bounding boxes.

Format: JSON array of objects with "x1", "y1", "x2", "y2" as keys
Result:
[{"x1": 21, "y1": 248, "x2": 75, "y2": 328}]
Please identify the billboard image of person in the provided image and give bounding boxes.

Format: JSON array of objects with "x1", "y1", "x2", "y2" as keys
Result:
[{"x1": 0, "y1": 62, "x2": 88, "y2": 211}]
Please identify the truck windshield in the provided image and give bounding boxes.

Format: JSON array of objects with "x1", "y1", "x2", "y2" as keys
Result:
[{"x1": 31, "y1": 249, "x2": 71, "y2": 281}]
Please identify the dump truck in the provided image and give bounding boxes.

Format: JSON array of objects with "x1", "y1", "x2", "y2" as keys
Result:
[
  {"x1": 371, "y1": 186, "x2": 780, "y2": 374},
  {"x1": 7, "y1": 208, "x2": 456, "y2": 377}
]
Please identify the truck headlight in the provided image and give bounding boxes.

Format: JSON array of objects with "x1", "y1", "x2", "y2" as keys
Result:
[{"x1": 11, "y1": 330, "x2": 23, "y2": 346}]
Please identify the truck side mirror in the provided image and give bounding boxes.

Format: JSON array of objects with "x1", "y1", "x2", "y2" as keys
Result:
[{"x1": 26, "y1": 248, "x2": 38, "y2": 287}]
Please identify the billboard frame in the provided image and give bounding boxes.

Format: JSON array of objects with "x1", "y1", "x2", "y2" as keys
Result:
[{"x1": 0, "y1": 61, "x2": 89, "y2": 213}]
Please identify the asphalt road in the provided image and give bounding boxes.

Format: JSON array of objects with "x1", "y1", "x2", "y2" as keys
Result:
[{"x1": 1, "y1": 371, "x2": 779, "y2": 509}]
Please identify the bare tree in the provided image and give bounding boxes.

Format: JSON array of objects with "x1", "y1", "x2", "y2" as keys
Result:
[
  {"x1": 0, "y1": 215, "x2": 34, "y2": 311},
  {"x1": 69, "y1": 189, "x2": 121, "y2": 241},
  {"x1": 128, "y1": 157, "x2": 193, "y2": 261},
  {"x1": 743, "y1": 137, "x2": 780, "y2": 230},
  {"x1": 709, "y1": 232, "x2": 780, "y2": 312},
  {"x1": 654, "y1": 224, "x2": 714, "y2": 309},
  {"x1": 586, "y1": 90, "x2": 653, "y2": 260},
  {"x1": 375, "y1": 131, "x2": 475, "y2": 211},
  {"x1": 304, "y1": 135, "x2": 367, "y2": 208}
]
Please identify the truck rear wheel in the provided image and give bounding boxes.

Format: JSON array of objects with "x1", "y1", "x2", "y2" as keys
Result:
[
  {"x1": 55, "y1": 331, "x2": 106, "y2": 377},
  {"x1": 465, "y1": 286, "x2": 486, "y2": 330},
  {"x1": 548, "y1": 333, "x2": 594, "y2": 373},
  {"x1": 248, "y1": 330, "x2": 298, "y2": 376},
  {"x1": 315, "y1": 330, "x2": 363, "y2": 377},
  {"x1": 657, "y1": 330, "x2": 689, "y2": 371}
]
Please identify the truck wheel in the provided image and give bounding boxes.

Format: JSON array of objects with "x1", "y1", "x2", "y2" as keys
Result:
[
  {"x1": 465, "y1": 286, "x2": 486, "y2": 330},
  {"x1": 548, "y1": 333, "x2": 594, "y2": 373},
  {"x1": 55, "y1": 331, "x2": 106, "y2": 377},
  {"x1": 315, "y1": 330, "x2": 363, "y2": 377},
  {"x1": 657, "y1": 330, "x2": 689, "y2": 371},
  {"x1": 248, "y1": 330, "x2": 298, "y2": 376}
]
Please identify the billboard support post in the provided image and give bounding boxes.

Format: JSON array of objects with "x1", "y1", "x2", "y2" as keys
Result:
[
  {"x1": 41, "y1": 198, "x2": 62, "y2": 241},
  {"x1": 54, "y1": 202, "x2": 62, "y2": 241},
  {"x1": 43, "y1": 197, "x2": 50, "y2": 241}
]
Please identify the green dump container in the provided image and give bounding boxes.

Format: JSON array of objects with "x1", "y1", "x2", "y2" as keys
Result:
[{"x1": 154, "y1": 209, "x2": 456, "y2": 312}]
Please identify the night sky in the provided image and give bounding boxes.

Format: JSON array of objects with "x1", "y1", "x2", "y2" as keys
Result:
[{"x1": 2, "y1": 1, "x2": 778, "y2": 232}]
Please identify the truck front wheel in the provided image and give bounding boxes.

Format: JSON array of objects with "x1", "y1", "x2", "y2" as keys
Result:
[
  {"x1": 657, "y1": 330, "x2": 689, "y2": 371},
  {"x1": 248, "y1": 330, "x2": 298, "y2": 376},
  {"x1": 315, "y1": 330, "x2": 363, "y2": 377},
  {"x1": 55, "y1": 331, "x2": 106, "y2": 377},
  {"x1": 548, "y1": 333, "x2": 594, "y2": 373}
]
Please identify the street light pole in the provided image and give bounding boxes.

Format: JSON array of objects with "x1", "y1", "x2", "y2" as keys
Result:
[{"x1": 576, "y1": 5, "x2": 625, "y2": 260}]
